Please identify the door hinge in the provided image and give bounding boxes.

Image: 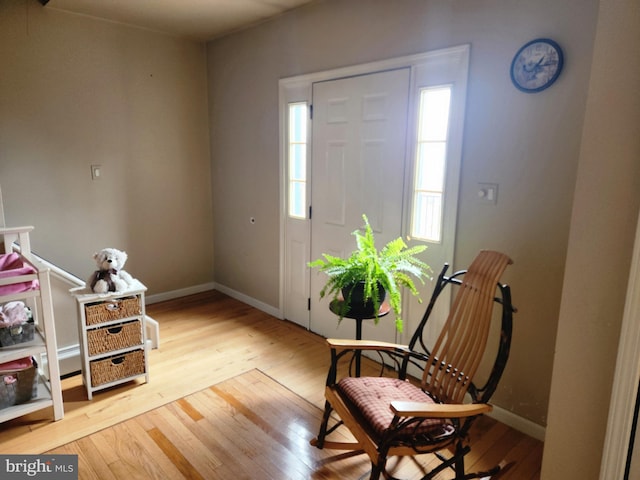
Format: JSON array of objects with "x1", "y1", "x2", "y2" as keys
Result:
[
  {"x1": 309, "y1": 104, "x2": 313, "y2": 120},
  {"x1": 308, "y1": 205, "x2": 312, "y2": 219},
  {"x1": 308, "y1": 298, "x2": 311, "y2": 311}
]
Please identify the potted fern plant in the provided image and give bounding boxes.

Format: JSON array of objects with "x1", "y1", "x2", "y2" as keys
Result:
[{"x1": 308, "y1": 214, "x2": 432, "y2": 332}]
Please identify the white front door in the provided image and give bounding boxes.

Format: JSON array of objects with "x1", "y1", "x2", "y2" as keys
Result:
[{"x1": 309, "y1": 68, "x2": 411, "y2": 343}]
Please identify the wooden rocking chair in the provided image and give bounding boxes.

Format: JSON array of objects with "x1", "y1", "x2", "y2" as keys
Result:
[{"x1": 312, "y1": 250, "x2": 515, "y2": 480}]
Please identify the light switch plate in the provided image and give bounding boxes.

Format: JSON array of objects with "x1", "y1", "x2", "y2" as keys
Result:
[
  {"x1": 91, "y1": 165, "x2": 102, "y2": 180},
  {"x1": 477, "y1": 183, "x2": 498, "y2": 205}
]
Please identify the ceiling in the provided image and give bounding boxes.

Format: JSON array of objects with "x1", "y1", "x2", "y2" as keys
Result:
[{"x1": 42, "y1": 0, "x2": 317, "y2": 41}]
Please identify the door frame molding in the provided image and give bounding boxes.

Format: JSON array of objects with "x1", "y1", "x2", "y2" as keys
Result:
[
  {"x1": 278, "y1": 44, "x2": 471, "y2": 327},
  {"x1": 600, "y1": 209, "x2": 640, "y2": 479}
]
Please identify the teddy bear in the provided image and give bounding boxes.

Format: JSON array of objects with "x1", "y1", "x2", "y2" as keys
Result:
[{"x1": 88, "y1": 248, "x2": 134, "y2": 293}]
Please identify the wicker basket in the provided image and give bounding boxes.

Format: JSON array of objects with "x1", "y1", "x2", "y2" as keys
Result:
[
  {"x1": 0, "y1": 321, "x2": 35, "y2": 347},
  {"x1": 84, "y1": 296, "x2": 141, "y2": 326},
  {"x1": 0, "y1": 364, "x2": 37, "y2": 409},
  {"x1": 90, "y1": 349, "x2": 145, "y2": 387},
  {"x1": 87, "y1": 320, "x2": 143, "y2": 356}
]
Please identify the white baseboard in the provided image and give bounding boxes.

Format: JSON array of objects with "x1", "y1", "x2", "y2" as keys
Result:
[
  {"x1": 145, "y1": 282, "x2": 216, "y2": 304},
  {"x1": 144, "y1": 282, "x2": 282, "y2": 320},
  {"x1": 57, "y1": 344, "x2": 82, "y2": 377},
  {"x1": 488, "y1": 404, "x2": 546, "y2": 441},
  {"x1": 212, "y1": 283, "x2": 283, "y2": 319}
]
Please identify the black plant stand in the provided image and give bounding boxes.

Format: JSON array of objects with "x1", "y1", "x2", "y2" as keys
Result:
[{"x1": 329, "y1": 299, "x2": 390, "y2": 376}]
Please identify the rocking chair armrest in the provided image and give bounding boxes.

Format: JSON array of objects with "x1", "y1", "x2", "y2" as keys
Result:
[
  {"x1": 390, "y1": 401, "x2": 493, "y2": 419},
  {"x1": 326, "y1": 338, "x2": 410, "y2": 353}
]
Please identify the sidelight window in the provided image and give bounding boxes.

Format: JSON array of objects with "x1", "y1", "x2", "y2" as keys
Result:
[
  {"x1": 411, "y1": 86, "x2": 452, "y2": 242},
  {"x1": 288, "y1": 102, "x2": 308, "y2": 219}
]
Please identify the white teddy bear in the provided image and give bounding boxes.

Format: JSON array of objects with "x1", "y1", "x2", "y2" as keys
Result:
[{"x1": 88, "y1": 248, "x2": 134, "y2": 293}]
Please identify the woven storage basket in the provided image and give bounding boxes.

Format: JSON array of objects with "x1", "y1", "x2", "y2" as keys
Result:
[
  {"x1": 87, "y1": 320, "x2": 142, "y2": 356},
  {"x1": 85, "y1": 296, "x2": 141, "y2": 326},
  {"x1": 0, "y1": 321, "x2": 35, "y2": 347},
  {"x1": 90, "y1": 349, "x2": 145, "y2": 387},
  {"x1": 0, "y1": 364, "x2": 37, "y2": 409}
]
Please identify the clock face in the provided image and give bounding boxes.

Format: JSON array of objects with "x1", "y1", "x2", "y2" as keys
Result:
[{"x1": 510, "y1": 38, "x2": 564, "y2": 93}]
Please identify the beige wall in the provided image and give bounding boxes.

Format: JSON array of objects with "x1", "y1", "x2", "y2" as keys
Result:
[
  {"x1": 0, "y1": 1, "x2": 214, "y2": 295},
  {"x1": 542, "y1": 0, "x2": 640, "y2": 477},
  {"x1": 207, "y1": 0, "x2": 599, "y2": 427}
]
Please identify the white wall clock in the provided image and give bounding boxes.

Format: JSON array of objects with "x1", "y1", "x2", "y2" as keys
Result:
[{"x1": 510, "y1": 38, "x2": 564, "y2": 93}]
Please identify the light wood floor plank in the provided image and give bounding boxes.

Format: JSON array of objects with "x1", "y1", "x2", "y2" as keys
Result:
[
  {"x1": 75, "y1": 436, "x2": 118, "y2": 480},
  {"x1": 155, "y1": 397, "x2": 248, "y2": 480},
  {"x1": 144, "y1": 405, "x2": 222, "y2": 478},
  {"x1": 197, "y1": 386, "x2": 304, "y2": 480},
  {"x1": 146, "y1": 426, "x2": 206, "y2": 480},
  {"x1": 122, "y1": 417, "x2": 187, "y2": 480},
  {"x1": 182, "y1": 385, "x2": 286, "y2": 479}
]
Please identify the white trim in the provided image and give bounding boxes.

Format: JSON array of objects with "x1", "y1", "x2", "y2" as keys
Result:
[
  {"x1": 57, "y1": 343, "x2": 80, "y2": 360},
  {"x1": 57, "y1": 343, "x2": 81, "y2": 377},
  {"x1": 213, "y1": 282, "x2": 283, "y2": 319},
  {"x1": 35, "y1": 256, "x2": 84, "y2": 287},
  {"x1": 141, "y1": 280, "x2": 284, "y2": 329},
  {"x1": 489, "y1": 404, "x2": 546, "y2": 442},
  {"x1": 278, "y1": 80, "x2": 287, "y2": 329},
  {"x1": 600, "y1": 210, "x2": 640, "y2": 479},
  {"x1": 279, "y1": 45, "x2": 471, "y2": 88},
  {"x1": 13, "y1": 246, "x2": 85, "y2": 288},
  {"x1": 145, "y1": 282, "x2": 216, "y2": 304}
]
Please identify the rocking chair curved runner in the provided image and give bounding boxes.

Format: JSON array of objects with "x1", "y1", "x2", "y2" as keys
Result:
[{"x1": 311, "y1": 250, "x2": 516, "y2": 480}]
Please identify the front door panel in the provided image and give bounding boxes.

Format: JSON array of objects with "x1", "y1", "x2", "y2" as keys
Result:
[{"x1": 309, "y1": 68, "x2": 411, "y2": 343}]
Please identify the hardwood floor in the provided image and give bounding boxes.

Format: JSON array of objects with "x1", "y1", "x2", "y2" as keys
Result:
[{"x1": 0, "y1": 290, "x2": 543, "y2": 479}]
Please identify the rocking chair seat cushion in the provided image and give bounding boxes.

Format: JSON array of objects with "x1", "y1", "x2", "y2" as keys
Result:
[{"x1": 337, "y1": 376, "x2": 454, "y2": 441}]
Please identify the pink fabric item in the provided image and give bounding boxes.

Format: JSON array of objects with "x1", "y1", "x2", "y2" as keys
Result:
[
  {"x1": 0, "y1": 253, "x2": 39, "y2": 295},
  {"x1": 337, "y1": 376, "x2": 453, "y2": 440},
  {"x1": 0, "y1": 301, "x2": 28, "y2": 327},
  {"x1": 0, "y1": 356, "x2": 33, "y2": 373}
]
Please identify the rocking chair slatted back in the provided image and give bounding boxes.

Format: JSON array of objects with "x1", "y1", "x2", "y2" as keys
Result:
[{"x1": 421, "y1": 250, "x2": 512, "y2": 405}]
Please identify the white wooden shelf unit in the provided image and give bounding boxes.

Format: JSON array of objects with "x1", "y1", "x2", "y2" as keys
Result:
[{"x1": 0, "y1": 226, "x2": 64, "y2": 423}]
